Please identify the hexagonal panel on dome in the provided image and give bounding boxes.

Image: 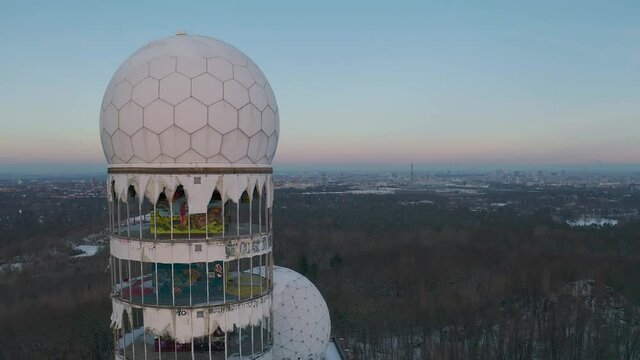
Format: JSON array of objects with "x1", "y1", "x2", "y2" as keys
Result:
[
  {"x1": 238, "y1": 103, "x2": 261, "y2": 137},
  {"x1": 144, "y1": 99, "x2": 174, "y2": 134},
  {"x1": 236, "y1": 156, "x2": 256, "y2": 164},
  {"x1": 249, "y1": 84, "x2": 268, "y2": 111},
  {"x1": 100, "y1": 129, "x2": 114, "y2": 162},
  {"x1": 131, "y1": 128, "x2": 161, "y2": 162},
  {"x1": 150, "y1": 154, "x2": 174, "y2": 163},
  {"x1": 159, "y1": 73, "x2": 191, "y2": 105},
  {"x1": 233, "y1": 65, "x2": 255, "y2": 88},
  {"x1": 261, "y1": 107, "x2": 277, "y2": 136},
  {"x1": 223, "y1": 79, "x2": 249, "y2": 109},
  {"x1": 266, "y1": 133, "x2": 278, "y2": 160},
  {"x1": 175, "y1": 97, "x2": 207, "y2": 133},
  {"x1": 207, "y1": 154, "x2": 230, "y2": 164},
  {"x1": 125, "y1": 62, "x2": 149, "y2": 85},
  {"x1": 265, "y1": 82, "x2": 278, "y2": 111},
  {"x1": 176, "y1": 149, "x2": 206, "y2": 163},
  {"x1": 111, "y1": 129, "x2": 134, "y2": 162},
  {"x1": 119, "y1": 102, "x2": 143, "y2": 136},
  {"x1": 112, "y1": 81, "x2": 133, "y2": 109},
  {"x1": 191, "y1": 73, "x2": 223, "y2": 105},
  {"x1": 206, "y1": 57, "x2": 233, "y2": 81},
  {"x1": 111, "y1": 155, "x2": 126, "y2": 164},
  {"x1": 176, "y1": 56, "x2": 206, "y2": 78},
  {"x1": 132, "y1": 77, "x2": 159, "y2": 107},
  {"x1": 218, "y1": 43, "x2": 248, "y2": 66},
  {"x1": 191, "y1": 126, "x2": 223, "y2": 157},
  {"x1": 208, "y1": 100, "x2": 238, "y2": 134},
  {"x1": 103, "y1": 104, "x2": 119, "y2": 135},
  {"x1": 247, "y1": 60, "x2": 267, "y2": 87},
  {"x1": 149, "y1": 57, "x2": 176, "y2": 79},
  {"x1": 247, "y1": 131, "x2": 268, "y2": 163},
  {"x1": 221, "y1": 129, "x2": 249, "y2": 162},
  {"x1": 159, "y1": 126, "x2": 190, "y2": 158},
  {"x1": 101, "y1": 82, "x2": 115, "y2": 111}
]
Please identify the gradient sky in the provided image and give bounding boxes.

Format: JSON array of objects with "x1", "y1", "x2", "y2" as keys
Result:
[{"x1": 0, "y1": 0, "x2": 638, "y2": 171}]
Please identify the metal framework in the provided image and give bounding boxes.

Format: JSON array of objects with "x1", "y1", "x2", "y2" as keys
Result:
[{"x1": 109, "y1": 170, "x2": 275, "y2": 360}]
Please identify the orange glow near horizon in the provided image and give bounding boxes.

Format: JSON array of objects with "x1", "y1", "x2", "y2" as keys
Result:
[{"x1": 1, "y1": 131, "x2": 639, "y2": 168}]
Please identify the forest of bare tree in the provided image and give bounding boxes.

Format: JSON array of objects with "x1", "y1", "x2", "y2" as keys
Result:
[{"x1": 0, "y1": 185, "x2": 639, "y2": 359}]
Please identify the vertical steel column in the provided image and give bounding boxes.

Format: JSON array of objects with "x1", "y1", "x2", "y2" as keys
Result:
[
  {"x1": 108, "y1": 195, "x2": 113, "y2": 234},
  {"x1": 140, "y1": 261, "x2": 144, "y2": 305},
  {"x1": 208, "y1": 330, "x2": 212, "y2": 360},
  {"x1": 126, "y1": 199, "x2": 131, "y2": 238},
  {"x1": 171, "y1": 263, "x2": 175, "y2": 306},
  {"x1": 117, "y1": 197, "x2": 121, "y2": 236},
  {"x1": 258, "y1": 195, "x2": 262, "y2": 233},
  {"x1": 111, "y1": 256, "x2": 115, "y2": 292},
  {"x1": 260, "y1": 318, "x2": 264, "y2": 353},
  {"x1": 251, "y1": 323, "x2": 254, "y2": 358},
  {"x1": 259, "y1": 255, "x2": 263, "y2": 295},
  {"x1": 224, "y1": 326, "x2": 228, "y2": 360},
  {"x1": 153, "y1": 202, "x2": 157, "y2": 241},
  {"x1": 206, "y1": 261, "x2": 210, "y2": 305},
  {"x1": 143, "y1": 328, "x2": 148, "y2": 360},
  {"x1": 128, "y1": 260, "x2": 132, "y2": 302},
  {"x1": 118, "y1": 259, "x2": 123, "y2": 298},
  {"x1": 169, "y1": 201, "x2": 173, "y2": 241},
  {"x1": 155, "y1": 261, "x2": 159, "y2": 306}
]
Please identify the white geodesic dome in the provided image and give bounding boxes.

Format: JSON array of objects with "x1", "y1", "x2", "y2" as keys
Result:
[
  {"x1": 99, "y1": 34, "x2": 279, "y2": 165},
  {"x1": 272, "y1": 266, "x2": 331, "y2": 360}
]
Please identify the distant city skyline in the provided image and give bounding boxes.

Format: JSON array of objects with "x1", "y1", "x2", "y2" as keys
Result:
[{"x1": 1, "y1": 1, "x2": 638, "y2": 170}]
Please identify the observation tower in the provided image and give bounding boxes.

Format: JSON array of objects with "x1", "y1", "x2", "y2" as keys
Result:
[{"x1": 100, "y1": 34, "x2": 332, "y2": 360}]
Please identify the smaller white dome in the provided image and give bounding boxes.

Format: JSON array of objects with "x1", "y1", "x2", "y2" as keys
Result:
[{"x1": 272, "y1": 266, "x2": 331, "y2": 360}]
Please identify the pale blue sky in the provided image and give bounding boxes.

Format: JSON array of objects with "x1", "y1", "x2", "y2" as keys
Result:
[{"x1": 0, "y1": 0, "x2": 638, "y2": 171}]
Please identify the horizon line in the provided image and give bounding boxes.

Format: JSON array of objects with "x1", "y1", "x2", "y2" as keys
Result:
[{"x1": 2, "y1": 161, "x2": 640, "y2": 176}]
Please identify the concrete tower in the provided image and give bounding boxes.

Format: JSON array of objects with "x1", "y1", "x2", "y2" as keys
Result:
[{"x1": 101, "y1": 34, "x2": 279, "y2": 359}]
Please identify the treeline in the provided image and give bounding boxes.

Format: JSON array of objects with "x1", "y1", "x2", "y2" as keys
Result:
[
  {"x1": 0, "y1": 187, "x2": 639, "y2": 359},
  {"x1": 273, "y1": 188, "x2": 640, "y2": 359},
  {"x1": 0, "y1": 192, "x2": 105, "y2": 260},
  {"x1": 0, "y1": 252, "x2": 113, "y2": 359}
]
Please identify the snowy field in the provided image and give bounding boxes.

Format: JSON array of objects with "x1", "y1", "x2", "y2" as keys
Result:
[
  {"x1": 566, "y1": 217, "x2": 618, "y2": 227},
  {"x1": 72, "y1": 244, "x2": 104, "y2": 258}
]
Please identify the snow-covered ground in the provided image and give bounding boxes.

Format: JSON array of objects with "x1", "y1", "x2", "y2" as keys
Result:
[
  {"x1": 566, "y1": 217, "x2": 618, "y2": 227},
  {"x1": 399, "y1": 200, "x2": 435, "y2": 206},
  {"x1": 303, "y1": 188, "x2": 397, "y2": 195},
  {"x1": 0, "y1": 263, "x2": 23, "y2": 272},
  {"x1": 72, "y1": 244, "x2": 103, "y2": 258}
]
